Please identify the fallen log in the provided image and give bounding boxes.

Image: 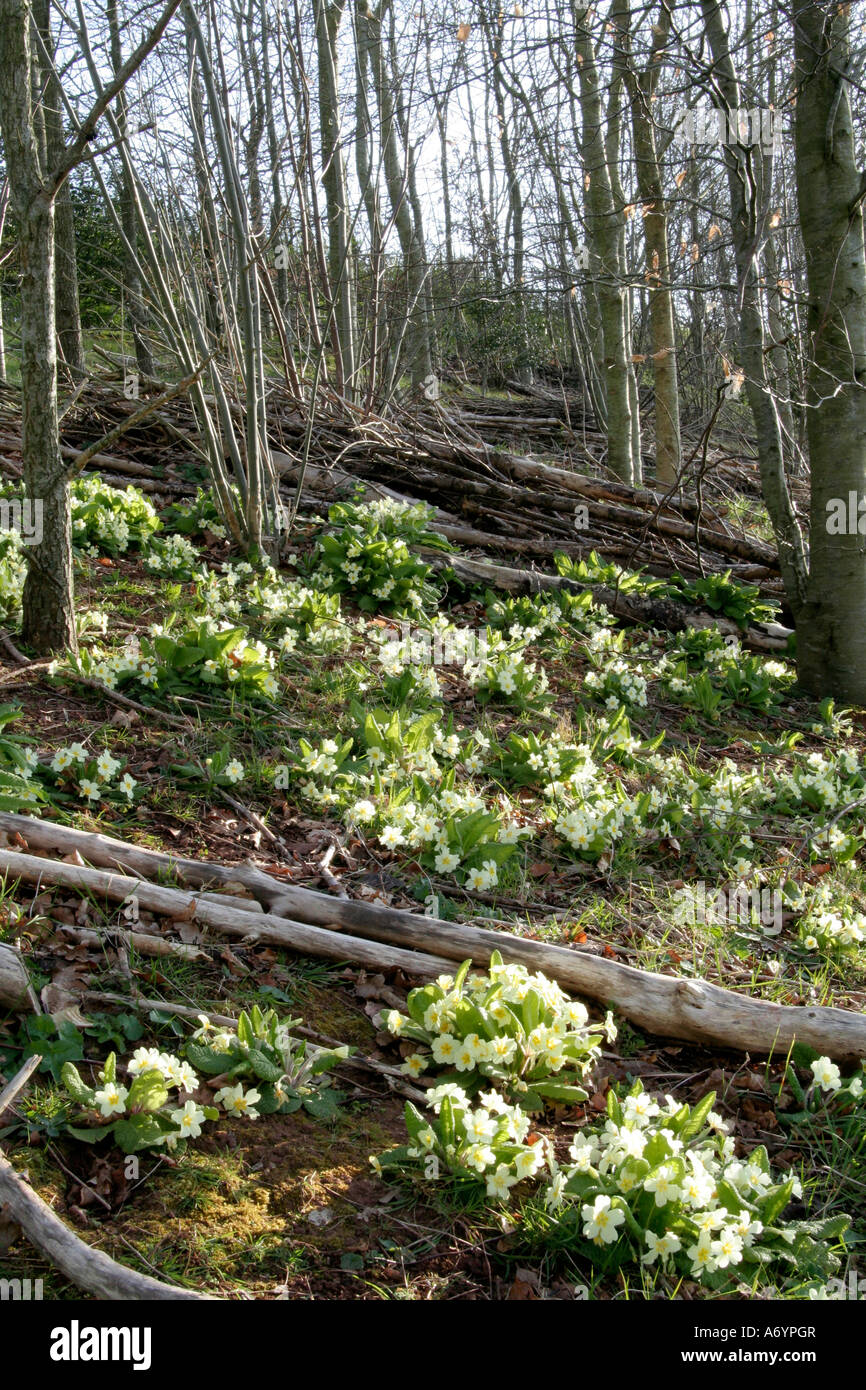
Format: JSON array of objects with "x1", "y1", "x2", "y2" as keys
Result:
[
  {"x1": 0, "y1": 1061, "x2": 212, "y2": 1300},
  {"x1": 0, "y1": 941, "x2": 33, "y2": 1011},
  {"x1": 0, "y1": 847, "x2": 455, "y2": 981},
  {"x1": 1, "y1": 820, "x2": 863, "y2": 1062}
]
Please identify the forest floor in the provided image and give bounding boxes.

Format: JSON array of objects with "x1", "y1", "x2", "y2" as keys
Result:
[{"x1": 0, "y1": 460, "x2": 864, "y2": 1301}]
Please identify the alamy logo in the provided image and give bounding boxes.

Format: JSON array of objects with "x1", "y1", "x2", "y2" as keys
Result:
[
  {"x1": 821, "y1": 1270, "x2": 866, "y2": 1300},
  {"x1": 825, "y1": 492, "x2": 866, "y2": 535},
  {"x1": 379, "y1": 621, "x2": 490, "y2": 668},
  {"x1": 677, "y1": 105, "x2": 781, "y2": 154},
  {"x1": 673, "y1": 882, "x2": 783, "y2": 933},
  {"x1": 49, "y1": 1320, "x2": 152, "y2": 1371},
  {"x1": 0, "y1": 1277, "x2": 43, "y2": 1300},
  {"x1": 0, "y1": 498, "x2": 43, "y2": 545}
]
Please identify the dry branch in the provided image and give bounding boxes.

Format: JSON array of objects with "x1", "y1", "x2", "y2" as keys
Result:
[
  {"x1": 1, "y1": 818, "x2": 863, "y2": 1062},
  {"x1": 0, "y1": 941, "x2": 32, "y2": 1010},
  {"x1": 0, "y1": 845, "x2": 455, "y2": 980},
  {"x1": 0, "y1": 1147, "x2": 211, "y2": 1300},
  {"x1": 0, "y1": 374, "x2": 786, "y2": 590}
]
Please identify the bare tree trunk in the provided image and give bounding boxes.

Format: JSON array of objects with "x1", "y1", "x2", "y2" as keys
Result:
[
  {"x1": 621, "y1": 0, "x2": 681, "y2": 486},
  {"x1": 481, "y1": 3, "x2": 531, "y2": 385},
  {"x1": 107, "y1": 0, "x2": 154, "y2": 378},
  {"x1": 0, "y1": 0, "x2": 76, "y2": 653},
  {"x1": 362, "y1": 0, "x2": 433, "y2": 391},
  {"x1": 573, "y1": 4, "x2": 636, "y2": 484},
  {"x1": 315, "y1": 0, "x2": 357, "y2": 399},
  {"x1": 701, "y1": 0, "x2": 808, "y2": 616},
  {"x1": 34, "y1": 0, "x2": 83, "y2": 381},
  {"x1": 261, "y1": 6, "x2": 289, "y2": 320},
  {"x1": 0, "y1": 178, "x2": 8, "y2": 379},
  {"x1": 792, "y1": 0, "x2": 866, "y2": 701}
]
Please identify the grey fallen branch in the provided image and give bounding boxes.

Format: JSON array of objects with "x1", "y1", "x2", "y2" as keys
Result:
[
  {"x1": 1, "y1": 819, "x2": 864, "y2": 1062},
  {"x1": 0, "y1": 940, "x2": 34, "y2": 1010}
]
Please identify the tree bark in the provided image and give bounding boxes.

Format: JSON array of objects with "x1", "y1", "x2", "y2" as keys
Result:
[
  {"x1": 792, "y1": 0, "x2": 866, "y2": 702},
  {"x1": 701, "y1": 0, "x2": 809, "y2": 618},
  {"x1": 621, "y1": 0, "x2": 681, "y2": 487},
  {"x1": 107, "y1": 0, "x2": 155, "y2": 378},
  {"x1": 33, "y1": 0, "x2": 83, "y2": 381},
  {"x1": 573, "y1": 5, "x2": 637, "y2": 484},
  {"x1": 315, "y1": 0, "x2": 358, "y2": 399},
  {"x1": 0, "y1": 0, "x2": 76, "y2": 653}
]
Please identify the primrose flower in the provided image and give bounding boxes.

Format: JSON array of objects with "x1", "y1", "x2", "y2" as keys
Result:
[
  {"x1": 224, "y1": 759, "x2": 244, "y2": 784},
  {"x1": 454, "y1": 1041, "x2": 477, "y2": 1072},
  {"x1": 431, "y1": 1034, "x2": 459, "y2": 1065},
  {"x1": 581, "y1": 1194, "x2": 625, "y2": 1245},
  {"x1": 644, "y1": 1165, "x2": 682, "y2": 1207},
  {"x1": 434, "y1": 849, "x2": 460, "y2": 873},
  {"x1": 713, "y1": 1229, "x2": 744, "y2": 1268},
  {"x1": 214, "y1": 1084, "x2": 261, "y2": 1119},
  {"x1": 380, "y1": 825, "x2": 406, "y2": 850},
  {"x1": 811, "y1": 1057, "x2": 842, "y2": 1092},
  {"x1": 401, "y1": 1054, "x2": 428, "y2": 1078},
  {"x1": 426, "y1": 1083, "x2": 467, "y2": 1112},
  {"x1": 93, "y1": 1083, "x2": 128, "y2": 1117},
  {"x1": 545, "y1": 1171, "x2": 567, "y2": 1209},
  {"x1": 514, "y1": 1145, "x2": 545, "y2": 1179},
  {"x1": 464, "y1": 1144, "x2": 496, "y2": 1173},
  {"x1": 127, "y1": 1047, "x2": 164, "y2": 1076},
  {"x1": 688, "y1": 1234, "x2": 719, "y2": 1277},
  {"x1": 96, "y1": 750, "x2": 121, "y2": 780},
  {"x1": 171, "y1": 1100, "x2": 208, "y2": 1138},
  {"x1": 486, "y1": 1163, "x2": 518, "y2": 1200},
  {"x1": 642, "y1": 1230, "x2": 681, "y2": 1264},
  {"x1": 464, "y1": 1109, "x2": 498, "y2": 1144}
]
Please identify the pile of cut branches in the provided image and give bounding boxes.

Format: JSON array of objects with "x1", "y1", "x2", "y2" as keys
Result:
[{"x1": 0, "y1": 372, "x2": 786, "y2": 593}]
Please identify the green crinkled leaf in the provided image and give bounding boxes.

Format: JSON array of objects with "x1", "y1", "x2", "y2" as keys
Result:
[
  {"x1": 184, "y1": 1041, "x2": 239, "y2": 1074},
  {"x1": 760, "y1": 1178, "x2": 795, "y2": 1227},
  {"x1": 303, "y1": 1088, "x2": 344, "y2": 1120},
  {"x1": 532, "y1": 1082, "x2": 589, "y2": 1105},
  {"x1": 372, "y1": 1144, "x2": 413, "y2": 1170},
  {"x1": 245, "y1": 1048, "x2": 284, "y2": 1083},
  {"x1": 406, "y1": 985, "x2": 439, "y2": 1028},
  {"x1": 310, "y1": 1046, "x2": 351, "y2": 1075},
  {"x1": 679, "y1": 1091, "x2": 717, "y2": 1142},
  {"x1": 61, "y1": 1062, "x2": 95, "y2": 1106},
  {"x1": 453, "y1": 959, "x2": 472, "y2": 992},
  {"x1": 236, "y1": 1012, "x2": 254, "y2": 1048},
  {"x1": 66, "y1": 1123, "x2": 113, "y2": 1144},
  {"x1": 792, "y1": 1214, "x2": 850, "y2": 1242},
  {"x1": 126, "y1": 1069, "x2": 169, "y2": 1113},
  {"x1": 114, "y1": 1112, "x2": 177, "y2": 1154},
  {"x1": 715, "y1": 1178, "x2": 747, "y2": 1215},
  {"x1": 253, "y1": 1084, "x2": 281, "y2": 1115}
]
